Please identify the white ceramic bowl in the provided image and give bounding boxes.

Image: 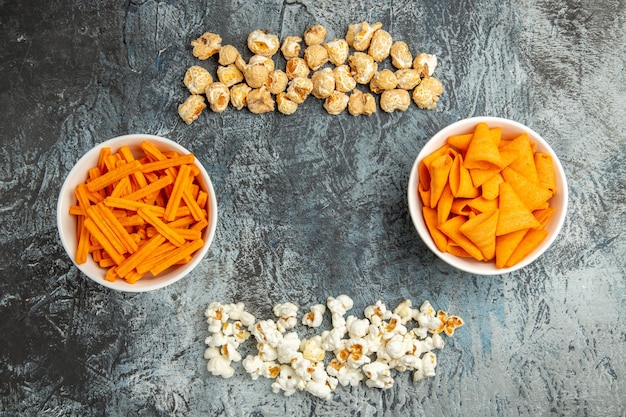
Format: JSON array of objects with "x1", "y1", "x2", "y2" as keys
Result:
[
  {"x1": 407, "y1": 116, "x2": 568, "y2": 275},
  {"x1": 57, "y1": 134, "x2": 218, "y2": 291}
]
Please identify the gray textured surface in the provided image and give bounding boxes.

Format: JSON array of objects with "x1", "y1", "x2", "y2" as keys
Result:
[{"x1": 1, "y1": 0, "x2": 625, "y2": 415}]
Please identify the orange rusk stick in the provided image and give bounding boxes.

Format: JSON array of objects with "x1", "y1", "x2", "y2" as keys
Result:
[
  {"x1": 75, "y1": 220, "x2": 91, "y2": 264},
  {"x1": 123, "y1": 175, "x2": 173, "y2": 201},
  {"x1": 137, "y1": 207, "x2": 186, "y2": 247},
  {"x1": 135, "y1": 241, "x2": 178, "y2": 274},
  {"x1": 140, "y1": 154, "x2": 195, "y2": 173},
  {"x1": 164, "y1": 164, "x2": 192, "y2": 221},
  {"x1": 118, "y1": 145, "x2": 149, "y2": 190},
  {"x1": 115, "y1": 234, "x2": 166, "y2": 278},
  {"x1": 86, "y1": 160, "x2": 142, "y2": 192},
  {"x1": 110, "y1": 176, "x2": 132, "y2": 198},
  {"x1": 150, "y1": 239, "x2": 204, "y2": 276},
  {"x1": 103, "y1": 197, "x2": 165, "y2": 215},
  {"x1": 83, "y1": 218, "x2": 126, "y2": 265},
  {"x1": 86, "y1": 205, "x2": 127, "y2": 255},
  {"x1": 182, "y1": 188, "x2": 206, "y2": 221},
  {"x1": 93, "y1": 203, "x2": 139, "y2": 254}
]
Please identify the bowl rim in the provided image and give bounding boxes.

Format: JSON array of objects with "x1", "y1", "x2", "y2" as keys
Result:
[
  {"x1": 407, "y1": 116, "x2": 568, "y2": 275},
  {"x1": 57, "y1": 134, "x2": 218, "y2": 292}
]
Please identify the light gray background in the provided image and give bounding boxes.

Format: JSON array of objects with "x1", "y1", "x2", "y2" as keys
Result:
[{"x1": 1, "y1": 0, "x2": 624, "y2": 416}]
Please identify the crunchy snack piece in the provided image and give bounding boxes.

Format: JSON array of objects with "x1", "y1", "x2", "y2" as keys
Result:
[
  {"x1": 230, "y1": 83, "x2": 252, "y2": 110},
  {"x1": 304, "y1": 44, "x2": 329, "y2": 71},
  {"x1": 178, "y1": 94, "x2": 207, "y2": 124},
  {"x1": 265, "y1": 69, "x2": 289, "y2": 95},
  {"x1": 412, "y1": 76, "x2": 443, "y2": 110},
  {"x1": 323, "y1": 91, "x2": 349, "y2": 115},
  {"x1": 241, "y1": 57, "x2": 272, "y2": 89},
  {"x1": 218, "y1": 45, "x2": 240, "y2": 66},
  {"x1": 368, "y1": 29, "x2": 392, "y2": 62},
  {"x1": 217, "y1": 64, "x2": 244, "y2": 87},
  {"x1": 413, "y1": 53, "x2": 438, "y2": 77},
  {"x1": 369, "y1": 69, "x2": 397, "y2": 94},
  {"x1": 395, "y1": 69, "x2": 421, "y2": 90},
  {"x1": 333, "y1": 65, "x2": 357, "y2": 93},
  {"x1": 303, "y1": 25, "x2": 327, "y2": 46},
  {"x1": 205, "y1": 82, "x2": 230, "y2": 113},
  {"x1": 379, "y1": 89, "x2": 411, "y2": 113},
  {"x1": 324, "y1": 39, "x2": 349, "y2": 66},
  {"x1": 311, "y1": 68, "x2": 335, "y2": 99},
  {"x1": 246, "y1": 86, "x2": 275, "y2": 114},
  {"x1": 285, "y1": 57, "x2": 311, "y2": 80},
  {"x1": 346, "y1": 21, "x2": 383, "y2": 51},
  {"x1": 276, "y1": 92, "x2": 299, "y2": 115},
  {"x1": 191, "y1": 32, "x2": 222, "y2": 60},
  {"x1": 286, "y1": 77, "x2": 313, "y2": 104},
  {"x1": 390, "y1": 41, "x2": 413, "y2": 69},
  {"x1": 281, "y1": 36, "x2": 302, "y2": 59},
  {"x1": 247, "y1": 29, "x2": 280, "y2": 57},
  {"x1": 348, "y1": 52, "x2": 378, "y2": 84},
  {"x1": 347, "y1": 89, "x2": 377, "y2": 116},
  {"x1": 183, "y1": 66, "x2": 213, "y2": 95}
]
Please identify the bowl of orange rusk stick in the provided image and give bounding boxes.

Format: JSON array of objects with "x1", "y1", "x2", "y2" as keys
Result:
[
  {"x1": 57, "y1": 134, "x2": 218, "y2": 291},
  {"x1": 408, "y1": 117, "x2": 568, "y2": 275}
]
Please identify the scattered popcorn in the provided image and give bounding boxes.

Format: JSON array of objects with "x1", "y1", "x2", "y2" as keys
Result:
[
  {"x1": 177, "y1": 94, "x2": 206, "y2": 125},
  {"x1": 324, "y1": 38, "x2": 349, "y2": 66},
  {"x1": 180, "y1": 22, "x2": 444, "y2": 122},
  {"x1": 303, "y1": 24, "x2": 327, "y2": 46},
  {"x1": 273, "y1": 302, "x2": 299, "y2": 332},
  {"x1": 280, "y1": 36, "x2": 302, "y2": 59},
  {"x1": 413, "y1": 52, "x2": 438, "y2": 77},
  {"x1": 247, "y1": 29, "x2": 280, "y2": 58},
  {"x1": 412, "y1": 75, "x2": 444, "y2": 110},
  {"x1": 368, "y1": 29, "x2": 393, "y2": 62},
  {"x1": 205, "y1": 82, "x2": 230, "y2": 113},
  {"x1": 380, "y1": 89, "x2": 411, "y2": 113},
  {"x1": 204, "y1": 298, "x2": 463, "y2": 400},
  {"x1": 183, "y1": 65, "x2": 213, "y2": 95},
  {"x1": 218, "y1": 44, "x2": 240, "y2": 66},
  {"x1": 347, "y1": 89, "x2": 377, "y2": 116},
  {"x1": 390, "y1": 41, "x2": 413, "y2": 69},
  {"x1": 302, "y1": 304, "x2": 326, "y2": 328},
  {"x1": 191, "y1": 31, "x2": 222, "y2": 60}
]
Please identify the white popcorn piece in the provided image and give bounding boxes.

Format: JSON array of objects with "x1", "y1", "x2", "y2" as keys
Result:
[
  {"x1": 301, "y1": 335, "x2": 326, "y2": 362},
  {"x1": 327, "y1": 295, "x2": 353, "y2": 327},
  {"x1": 364, "y1": 300, "x2": 391, "y2": 326},
  {"x1": 413, "y1": 351, "x2": 438, "y2": 382},
  {"x1": 272, "y1": 365, "x2": 299, "y2": 396},
  {"x1": 393, "y1": 299, "x2": 414, "y2": 325},
  {"x1": 321, "y1": 326, "x2": 347, "y2": 352},
  {"x1": 223, "y1": 302, "x2": 256, "y2": 327},
  {"x1": 302, "y1": 304, "x2": 326, "y2": 328},
  {"x1": 384, "y1": 334, "x2": 413, "y2": 359},
  {"x1": 205, "y1": 302, "x2": 227, "y2": 333},
  {"x1": 257, "y1": 342, "x2": 279, "y2": 362},
  {"x1": 380, "y1": 314, "x2": 408, "y2": 340},
  {"x1": 207, "y1": 354, "x2": 235, "y2": 378},
  {"x1": 205, "y1": 331, "x2": 228, "y2": 348},
  {"x1": 327, "y1": 358, "x2": 364, "y2": 387},
  {"x1": 363, "y1": 360, "x2": 394, "y2": 389},
  {"x1": 363, "y1": 324, "x2": 384, "y2": 353},
  {"x1": 251, "y1": 319, "x2": 283, "y2": 347},
  {"x1": 221, "y1": 341, "x2": 242, "y2": 363},
  {"x1": 346, "y1": 315, "x2": 370, "y2": 339},
  {"x1": 242, "y1": 355, "x2": 264, "y2": 380},
  {"x1": 222, "y1": 321, "x2": 251, "y2": 344},
  {"x1": 414, "y1": 300, "x2": 443, "y2": 331},
  {"x1": 273, "y1": 302, "x2": 299, "y2": 332},
  {"x1": 341, "y1": 338, "x2": 371, "y2": 369},
  {"x1": 276, "y1": 332, "x2": 301, "y2": 364}
]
